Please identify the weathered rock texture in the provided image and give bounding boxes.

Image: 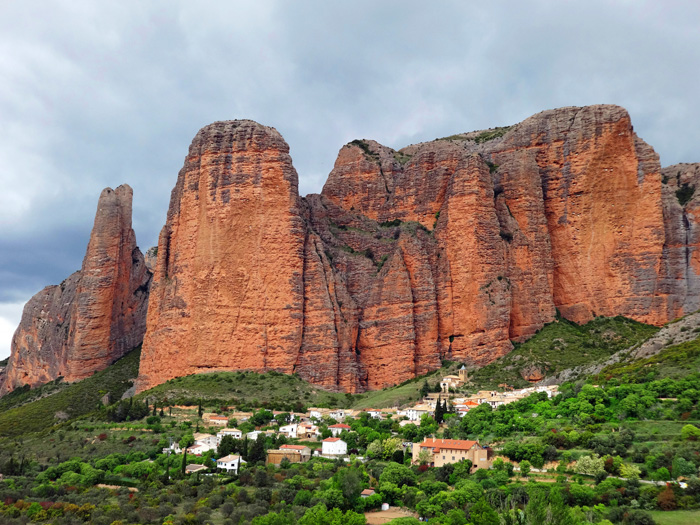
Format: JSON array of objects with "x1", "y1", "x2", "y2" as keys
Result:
[
  {"x1": 0, "y1": 185, "x2": 151, "y2": 395},
  {"x1": 135, "y1": 105, "x2": 700, "y2": 393}
]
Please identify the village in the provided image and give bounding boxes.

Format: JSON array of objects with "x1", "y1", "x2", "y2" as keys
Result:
[{"x1": 166, "y1": 370, "x2": 559, "y2": 476}]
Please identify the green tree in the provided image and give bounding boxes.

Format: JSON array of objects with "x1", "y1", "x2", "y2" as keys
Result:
[
  {"x1": 379, "y1": 462, "x2": 416, "y2": 487},
  {"x1": 574, "y1": 455, "x2": 605, "y2": 476},
  {"x1": 519, "y1": 460, "x2": 531, "y2": 478},
  {"x1": 179, "y1": 433, "x2": 194, "y2": 450},
  {"x1": 335, "y1": 467, "x2": 363, "y2": 504},
  {"x1": 469, "y1": 498, "x2": 499, "y2": 525},
  {"x1": 681, "y1": 424, "x2": 700, "y2": 441},
  {"x1": 248, "y1": 434, "x2": 266, "y2": 463}
]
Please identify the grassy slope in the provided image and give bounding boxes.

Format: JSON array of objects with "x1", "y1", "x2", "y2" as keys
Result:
[
  {"x1": 649, "y1": 510, "x2": 700, "y2": 525},
  {"x1": 595, "y1": 335, "x2": 700, "y2": 383},
  {"x1": 467, "y1": 316, "x2": 659, "y2": 389},
  {"x1": 137, "y1": 370, "x2": 351, "y2": 408},
  {"x1": 351, "y1": 364, "x2": 458, "y2": 409},
  {"x1": 0, "y1": 348, "x2": 141, "y2": 438}
]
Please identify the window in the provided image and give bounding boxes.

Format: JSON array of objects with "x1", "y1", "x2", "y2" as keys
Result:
[{"x1": 452, "y1": 456, "x2": 455, "y2": 461}]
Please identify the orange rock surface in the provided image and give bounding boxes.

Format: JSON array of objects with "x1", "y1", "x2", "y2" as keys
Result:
[
  {"x1": 0, "y1": 185, "x2": 151, "y2": 395},
  {"x1": 136, "y1": 121, "x2": 308, "y2": 391},
  {"x1": 130, "y1": 105, "x2": 700, "y2": 393}
]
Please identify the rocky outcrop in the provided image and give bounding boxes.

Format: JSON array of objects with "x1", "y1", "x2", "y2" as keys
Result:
[
  {"x1": 136, "y1": 121, "x2": 310, "y2": 391},
  {"x1": 659, "y1": 163, "x2": 700, "y2": 316},
  {"x1": 134, "y1": 105, "x2": 700, "y2": 394},
  {"x1": 0, "y1": 185, "x2": 151, "y2": 395}
]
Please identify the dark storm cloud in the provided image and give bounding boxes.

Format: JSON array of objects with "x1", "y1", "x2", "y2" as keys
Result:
[{"x1": 1, "y1": 0, "x2": 699, "y2": 357}]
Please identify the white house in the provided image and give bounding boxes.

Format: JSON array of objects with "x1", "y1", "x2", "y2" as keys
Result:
[
  {"x1": 216, "y1": 454, "x2": 246, "y2": 474},
  {"x1": 279, "y1": 423, "x2": 298, "y2": 438},
  {"x1": 405, "y1": 404, "x2": 433, "y2": 421},
  {"x1": 321, "y1": 438, "x2": 347, "y2": 457},
  {"x1": 328, "y1": 423, "x2": 351, "y2": 437},
  {"x1": 216, "y1": 428, "x2": 242, "y2": 444},
  {"x1": 365, "y1": 409, "x2": 384, "y2": 419},
  {"x1": 189, "y1": 433, "x2": 217, "y2": 454},
  {"x1": 162, "y1": 442, "x2": 182, "y2": 455},
  {"x1": 329, "y1": 409, "x2": 347, "y2": 420},
  {"x1": 308, "y1": 408, "x2": 324, "y2": 420}
]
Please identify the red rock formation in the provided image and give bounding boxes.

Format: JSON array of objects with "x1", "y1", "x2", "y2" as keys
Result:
[
  {"x1": 134, "y1": 105, "x2": 698, "y2": 394},
  {"x1": 0, "y1": 185, "x2": 151, "y2": 395},
  {"x1": 136, "y1": 121, "x2": 308, "y2": 391}
]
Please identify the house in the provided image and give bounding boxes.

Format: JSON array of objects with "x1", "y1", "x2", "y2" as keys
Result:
[
  {"x1": 162, "y1": 442, "x2": 182, "y2": 455},
  {"x1": 278, "y1": 423, "x2": 298, "y2": 438},
  {"x1": 412, "y1": 438, "x2": 491, "y2": 469},
  {"x1": 216, "y1": 454, "x2": 246, "y2": 474},
  {"x1": 216, "y1": 428, "x2": 242, "y2": 443},
  {"x1": 321, "y1": 438, "x2": 347, "y2": 457},
  {"x1": 308, "y1": 408, "x2": 325, "y2": 420},
  {"x1": 329, "y1": 423, "x2": 351, "y2": 437},
  {"x1": 398, "y1": 420, "x2": 416, "y2": 428},
  {"x1": 208, "y1": 415, "x2": 229, "y2": 426},
  {"x1": 185, "y1": 464, "x2": 208, "y2": 474},
  {"x1": 365, "y1": 409, "x2": 383, "y2": 419},
  {"x1": 267, "y1": 449, "x2": 302, "y2": 466},
  {"x1": 360, "y1": 488, "x2": 376, "y2": 498},
  {"x1": 440, "y1": 375, "x2": 464, "y2": 393},
  {"x1": 280, "y1": 444, "x2": 312, "y2": 462},
  {"x1": 405, "y1": 404, "x2": 433, "y2": 421},
  {"x1": 329, "y1": 409, "x2": 347, "y2": 420},
  {"x1": 296, "y1": 424, "x2": 320, "y2": 439}
]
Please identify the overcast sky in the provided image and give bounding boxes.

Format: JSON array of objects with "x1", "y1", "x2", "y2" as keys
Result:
[{"x1": 1, "y1": 1, "x2": 698, "y2": 360}]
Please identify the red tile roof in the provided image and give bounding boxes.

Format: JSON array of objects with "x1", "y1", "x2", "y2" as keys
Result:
[
  {"x1": 280, "y1": 445, "x2": 309, "y2": 450},
  {"x1": 329, "y1": 424, "x2": 351, "y2": 429},
  {"x1": 361, "y1": 489, "x2": 376, "y2": 495},
  {"x1": 419, "y1": 438, "x2": 478, "y2": 451},
  {"x1": 323, "y1": 437, "x2": 341, "y2": 442}
]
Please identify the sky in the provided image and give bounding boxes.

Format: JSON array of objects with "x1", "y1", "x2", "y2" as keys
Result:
[{"x1": 1, "y1": 1, "x2": 699, "y2": 360}]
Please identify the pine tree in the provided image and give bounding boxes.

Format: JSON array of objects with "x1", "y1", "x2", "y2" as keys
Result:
[
  {"x1": 435, "y1": 398, "x2": 444, "y2": 424},
  {"x1": 420, "y1": 380, "x2": 429, "y2": 398}
]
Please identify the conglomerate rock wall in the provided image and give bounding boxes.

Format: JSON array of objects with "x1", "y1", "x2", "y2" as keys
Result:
[
  {"x1": 0, "y1": 185, "x2": 151, "y2": 395},
  {"x1": 134, "y1": 105, "x2": 700, "y2": 393}
]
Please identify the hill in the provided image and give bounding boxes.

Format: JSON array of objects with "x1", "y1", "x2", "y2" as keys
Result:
[
  {"x1": 464, "y1": 316, "x2": 659, "y2": 390},
  {"x1": 0, "y1": 348, "x2": 140, "y2": 438}
]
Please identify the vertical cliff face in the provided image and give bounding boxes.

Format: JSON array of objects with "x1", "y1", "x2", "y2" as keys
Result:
[
  {"x1": 659, "y1": 163, "x2": 700, "y2": 315},
  {"x1": 136, "y1": 121, "x2": 308, "y2": 391},
  {"x1": 0, "y1": 185, "x2": 151, "y2": 395},
  {"x1": 126, "y1": 105, "x2": 699, "y2": 394}
]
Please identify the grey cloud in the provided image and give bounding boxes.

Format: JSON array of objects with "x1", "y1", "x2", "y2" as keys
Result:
[{"x1": 1, "y1": 0, "x2": 698, "y2": 358}]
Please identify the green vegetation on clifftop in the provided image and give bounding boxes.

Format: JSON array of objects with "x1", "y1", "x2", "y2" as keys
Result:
[{"x1": 467, "y1": 316, "x2": 659, "y2": 389}]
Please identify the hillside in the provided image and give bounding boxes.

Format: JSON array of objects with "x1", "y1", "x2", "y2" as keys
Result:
[
  {"x1": 464, "y1": 316, "x2": 659, "y2": 390},
  {"x1": 0, "y1": 348, "x2": 140, "y2": 438}
]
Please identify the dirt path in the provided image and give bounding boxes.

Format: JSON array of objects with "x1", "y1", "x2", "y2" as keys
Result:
[{"x1": 365, "y1": 507, "x2": 417, "y2": 524}]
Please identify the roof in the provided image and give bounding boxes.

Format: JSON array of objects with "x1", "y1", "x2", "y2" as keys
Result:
[
  {"x1": 361, "y1": 489, "x2": 376, "y2": 495},
  {"x1": 185, "y1": 464, "x2": 208, "y2": 473},
  {"x1": 219, "y1": 427, "x2": 241, "y2": 432},
  {"x1": 217, "y1": 455, "x2": 245, "y2": 463},
  {"x1": 329, "y1": 424, "x2": 351, "y2": 429},
  {"x1": 209, "y1": 415, "x2": 228, "y2": 420},
  {"x1": 280, "y1": 445, "x2": 310, "y2": 451},
  {"x1": 419, "y1": 438, "x2": 478, "y2": 451},
  {"x1": 323, "y1": 437, "x2": 342, "y2": 442}
]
